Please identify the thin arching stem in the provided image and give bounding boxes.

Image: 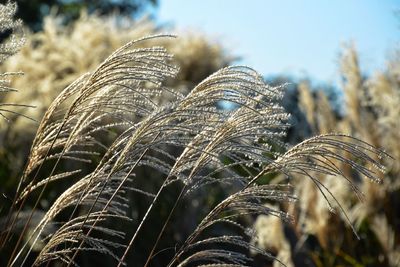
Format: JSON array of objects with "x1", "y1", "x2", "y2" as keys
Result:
[
  {"x1": 65, "y1": 133, "x2": 161, "y2": 267},
  {"x1": 117, "y1": 175, "x2": 174, "y2": 267},
  {"x1": 143, "y1": 185, "x2": 186, "y2": 267},
  {"x1": 7, "y1": 119, "x2": 69, "y2": 267}
]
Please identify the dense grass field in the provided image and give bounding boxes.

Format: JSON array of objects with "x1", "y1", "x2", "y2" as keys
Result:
[{"x1": 0, "y1": 2, "x2": 399, "y2": 266}]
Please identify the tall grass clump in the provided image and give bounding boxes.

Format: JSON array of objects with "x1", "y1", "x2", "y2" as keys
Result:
[
  {"x1": 0, "y1": 2, "x2": 392, "y2": 266},
  {"x1": 0, "y1": 10, "x2": 231, "y2": 182},
  {"x1": 255, "y1": 44, "x2": 399, "y2": 266}
]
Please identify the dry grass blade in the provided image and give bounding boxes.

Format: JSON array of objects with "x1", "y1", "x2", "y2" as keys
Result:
[
  {"x1": 167, "y1": 185, "x2": 295, "y2": 267},
  {"x1": 167, "y1": 132, "x2": 389, "y2": 266},
  {"x1": 12, "y1": 167, "x2": 134, "y2": 266},
  {"x1": 33, "y1": 212, "x2": 129, "y2": 266}
]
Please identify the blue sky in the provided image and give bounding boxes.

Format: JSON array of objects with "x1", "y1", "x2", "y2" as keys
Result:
[{"x1": 154, "y1": 0, "x2": 399, "y2": 85}]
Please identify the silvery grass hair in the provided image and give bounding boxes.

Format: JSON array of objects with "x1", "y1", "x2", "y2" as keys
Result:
[
  {"x1": 0, "y1": 2, "x2": 390, "y2": 266},
  {"x1": 0, "y1": 1, "x2": 34, "y2": 122}
]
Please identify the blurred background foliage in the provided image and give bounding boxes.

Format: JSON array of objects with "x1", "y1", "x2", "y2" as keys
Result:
[
  {"x1": 6, "y1": 0, "x2": 157, "y2": 31},
  {"x1": 0, "y1": 1, "x2": 399, "y2": 266}
]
